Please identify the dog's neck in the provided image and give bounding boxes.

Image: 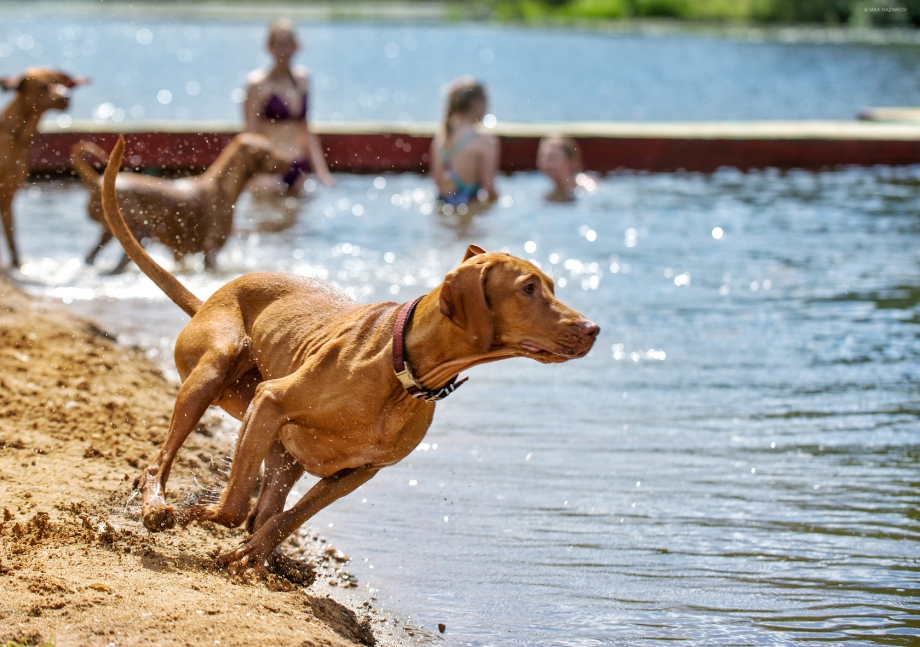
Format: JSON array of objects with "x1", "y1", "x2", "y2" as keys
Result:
[
  {"x1": 1, "y1": 95, "x2": 45, "y2": 142},
  {"x1": 402, "y1": 290, "x2": 517, "y2": 391},
  {"x1": 204, "y1": 141, "x2": 253, "y2": 205}
]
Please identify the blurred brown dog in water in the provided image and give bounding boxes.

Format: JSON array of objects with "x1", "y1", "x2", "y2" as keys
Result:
[
  {"x1": 72, "y1": 133, "x2": 291, "y2": 273},
  {"x1": 101, "y1": 135, "x2": 599, "y2": 576},
  {"x1": 0, "y1": 67, "x2": 88, "y2": 267}
]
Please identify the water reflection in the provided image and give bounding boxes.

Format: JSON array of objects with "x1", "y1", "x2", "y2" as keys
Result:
[
  {"x1": 7, "y1": 16, "x2": 920, "y2": 124},
  {"x1": 237, "y1": 191, "x2": 305, "y2": 234}
]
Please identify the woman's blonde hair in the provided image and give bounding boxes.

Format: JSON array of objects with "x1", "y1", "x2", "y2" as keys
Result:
[
  {"x1": 443, "y1": 76, "x2": 487, "y2": 137},
  {"x1": 267, "y1": 18, "x2": 298, "y2": 47}
]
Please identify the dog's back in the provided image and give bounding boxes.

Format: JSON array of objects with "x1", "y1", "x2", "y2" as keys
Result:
[
  {"x1": 77, "y1": 139, "x2": 217, "y2": 263},
  {"x1": 82, "y1": 132, "x2": 286, "y2": 269},
  {"x1": 94, "y1": 175, "x2": 209, "y2": 250}
]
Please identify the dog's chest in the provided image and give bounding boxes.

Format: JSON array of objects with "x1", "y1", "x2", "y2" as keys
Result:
[{"x1": 278, "y1": 400, "x2": 431, "y2": 478}]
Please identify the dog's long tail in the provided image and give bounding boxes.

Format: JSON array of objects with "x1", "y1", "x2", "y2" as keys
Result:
[
  {"x1": 102, "y1": 135, "x2": 203, "y2": 317},
  {"x1": 70, "y1": 140, "x2": 108, "y2": 187}
]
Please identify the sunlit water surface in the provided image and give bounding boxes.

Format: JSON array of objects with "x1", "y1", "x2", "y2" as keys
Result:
[
  {"x1": 10, "y1": 166, "x2": 919, "y2": 646},
  {"x1": 4, "y1": 14, "x2": 920, "y2": 123}
]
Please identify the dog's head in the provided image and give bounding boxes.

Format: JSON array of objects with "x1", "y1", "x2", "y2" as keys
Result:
[
  {"x1": 1, "y1": 67, "x2": 89, "y2": 112},
  {"x1": 234, "y1": 133, "x2": 295, "y2": 175},
  {"x1": 439, "y1": 244, "x2": 599, "y2": 363}
]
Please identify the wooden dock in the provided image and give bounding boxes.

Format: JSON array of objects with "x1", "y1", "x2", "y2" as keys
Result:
[
  {"x1": 858, "y1": 106, "x2": 920, "y2": 123},
  {"x1": 32, "y1": 119, "x2": 920, "y2": 176}
]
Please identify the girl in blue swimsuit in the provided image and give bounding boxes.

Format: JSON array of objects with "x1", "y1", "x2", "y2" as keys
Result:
[
  {"x1": 439, "y1": 130, "x2": 481, "y2": 206},
  {"x1": 430, "y1": 77, "x2": 500, "y2": 208},
  {"x1": 244, "y1": 19, "x2": 334, "y2": 192}
]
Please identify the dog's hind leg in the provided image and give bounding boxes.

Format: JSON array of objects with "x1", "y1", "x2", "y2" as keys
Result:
[
  {"x1": 137, "y1": 358, "x2": 228, "y2": 530},
  {"x1": 137, "y1": 342, "x2": 249, "y2": 531},
  {"x1": 214, "y1": 367, "x2": 261, "y2": 421},
  {"x1": 84, "y1": 229, "x2": 113, "y2": 265}
]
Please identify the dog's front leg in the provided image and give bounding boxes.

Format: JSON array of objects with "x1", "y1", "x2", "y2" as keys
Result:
[
  {"x1": 218, "y1": 465, "x2": 379, "y2": 576},
  {"x1": 0, "y1": 190, "x2": 19, "y2": 268},
  {"x1": 244, "y1": 436, "x2": 305, "y2": 535},
  {"x1": 185, "y1": 380, "x2": 292, "y2": 529}
]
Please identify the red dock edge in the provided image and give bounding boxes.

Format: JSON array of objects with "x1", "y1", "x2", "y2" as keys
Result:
[{"x1": 32, "y1": 120, "x2": 920, "y2": 176}]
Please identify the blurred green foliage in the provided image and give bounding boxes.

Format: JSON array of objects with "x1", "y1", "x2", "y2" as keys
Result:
[
  {"x1": 488, "y1": 0, "x2": 920, "y2": 25},
  {"x1": 12, "y1": 0, "x2": 917, "y2": 26}
]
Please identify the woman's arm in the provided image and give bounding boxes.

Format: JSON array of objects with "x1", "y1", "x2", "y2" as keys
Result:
[
  {"x1": 303, "y1": 124, "x2": 334, "y2": 187},
  {"x1": 478, "y1": 134, "x2": 501, "y2": 202},
  {"x1": 243, "y1": 72, "x2": 264, "y2": 134},
  {"x1": 297, "y1": 72, "x2": 334, "y2": 187}
]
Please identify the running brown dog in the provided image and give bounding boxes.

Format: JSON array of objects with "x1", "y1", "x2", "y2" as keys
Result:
[
  {"x1": 0, "y1": 67, "x2": 87, "y2": 267},
  {"x1": 73, "y1": 133, "x2": 291, "y2": 273},
  {"x1": 101, "y1": 135, "x2": 599, "y2": 575}
]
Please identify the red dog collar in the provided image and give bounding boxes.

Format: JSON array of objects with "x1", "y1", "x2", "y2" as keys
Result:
[{"x1": 392, "y1": 296, "x2": 467, "y2": 402}]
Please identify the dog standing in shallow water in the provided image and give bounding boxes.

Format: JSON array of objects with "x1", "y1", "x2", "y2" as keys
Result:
[
  {"x1": 101, "y1": 135, "x2": 599, "y2": 575},
  {"x1": 72, "y1": 133, "x2": 290, "y2": 272},
  {"x1": 0, "y1": 67, "x2": 87, "y2": 267}
]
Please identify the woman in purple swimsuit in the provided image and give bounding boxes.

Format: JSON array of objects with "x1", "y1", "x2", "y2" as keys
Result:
[{"x1": 244, "y1": 19, "x2": 334, "y2": 193}]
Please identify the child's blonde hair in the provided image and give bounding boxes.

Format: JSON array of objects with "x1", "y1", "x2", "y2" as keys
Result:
[{"x1": 443, "y1": 76, "x2": 487, "y2": 137}]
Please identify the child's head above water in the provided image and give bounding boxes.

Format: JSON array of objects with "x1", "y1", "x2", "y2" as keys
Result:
[
  {"x1": 537, "y1": 135, "x2": 581, "y2": 201},
  {"x1": 443, "y1": 76, "x2": 487, "y2": 134}
]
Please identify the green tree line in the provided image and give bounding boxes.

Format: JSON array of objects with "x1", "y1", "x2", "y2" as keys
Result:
[{"x1": 486, "y1": 0, "x2": 920, "y2": 26}]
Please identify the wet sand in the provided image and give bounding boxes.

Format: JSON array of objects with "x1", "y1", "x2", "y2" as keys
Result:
[{"x1": 0, "y1": 276, "x2": 407, "y2": 647}]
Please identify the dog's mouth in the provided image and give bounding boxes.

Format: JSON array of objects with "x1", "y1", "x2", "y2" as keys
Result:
[
  {"x1": 520, "y1": 340, "x2": 585, "y2": 362},
  {"x1": 49, "y1": 96, "x2": 71, "y2": 111}
]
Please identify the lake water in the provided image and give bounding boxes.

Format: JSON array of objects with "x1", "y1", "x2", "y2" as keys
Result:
[
  {"x1": 3, "y1": 8, "x2": 919, "y2": 646},
  {"x1": 11, "y1": 163, "x2": 920, "y2": 646},
  {"x1": 3, "y1": 9, "x2": 920, "y2": 124}
]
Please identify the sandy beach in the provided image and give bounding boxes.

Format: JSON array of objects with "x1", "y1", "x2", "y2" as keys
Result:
[{"x1": 0, "y1": 276, "x2": 410, "y2": 647}]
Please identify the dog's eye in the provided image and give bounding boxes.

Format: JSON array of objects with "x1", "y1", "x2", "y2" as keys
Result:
[{"x1": 522, "y1": 284, "x2": 535, "y2": 295}]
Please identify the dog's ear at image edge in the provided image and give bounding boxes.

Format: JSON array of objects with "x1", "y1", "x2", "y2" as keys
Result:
[
  {"x1": 463, "y1": 243, "x2": 487, "y2": 262},
  {"x1": 0, "y1": 75, "x2": 23, "y2": 91}
]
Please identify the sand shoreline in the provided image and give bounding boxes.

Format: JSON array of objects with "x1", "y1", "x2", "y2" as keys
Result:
[{"x1": 0, "y1": 276, "x2": 412, "y2": 647}]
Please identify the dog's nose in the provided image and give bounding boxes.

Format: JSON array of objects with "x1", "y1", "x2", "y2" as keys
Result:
[{"x1": 579, "y1": 320, "x2": 600, "y2": 338}]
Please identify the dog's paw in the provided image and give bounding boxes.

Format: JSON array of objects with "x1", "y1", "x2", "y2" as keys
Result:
[
  {"x1": 218, "y1": 540, "x2": 271, "y2": 579},
  {"x1": 141, "y1": 504, "x2": 176, "y2": 532}
]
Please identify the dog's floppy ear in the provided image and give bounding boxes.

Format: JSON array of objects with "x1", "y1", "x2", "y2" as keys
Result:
[
  {"x1": 462, "y1": 244, "x2": 487, "y2": 262},
  {"x1": 439, "y1": 260, "x2": 493, "y2": 352},
  {"x1": 0, "y1": 76, "x2": 22, "y2": 91}
]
